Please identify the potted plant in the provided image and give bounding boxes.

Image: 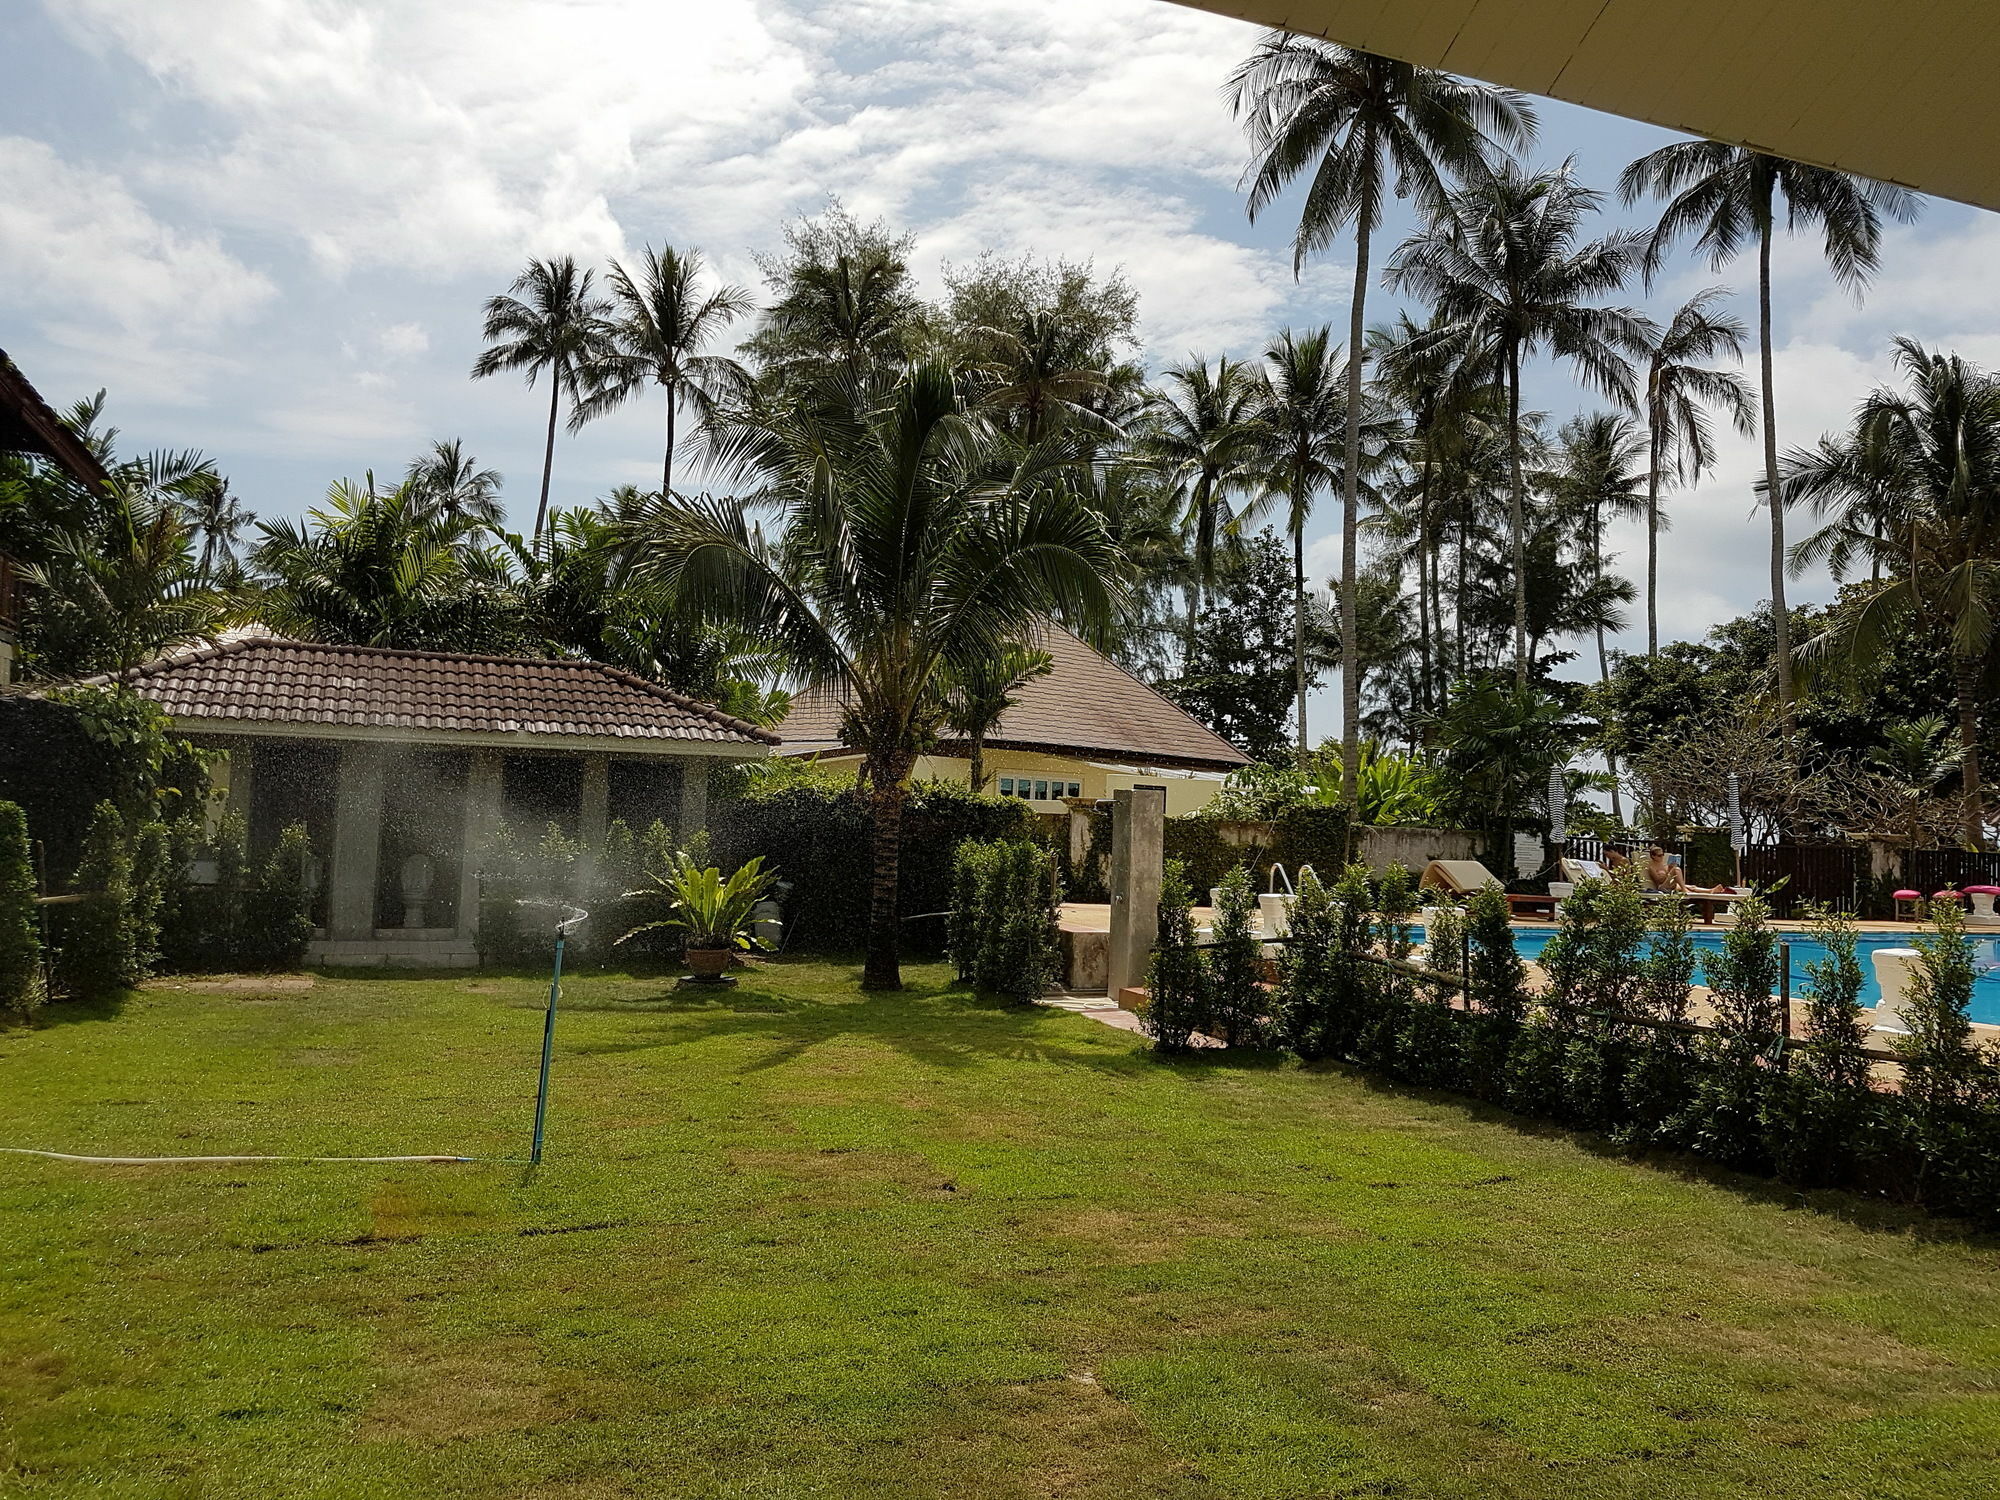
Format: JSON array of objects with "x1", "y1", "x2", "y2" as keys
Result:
[{"x1": 617, "y1": 854, "x2": 779, "y2": 981}]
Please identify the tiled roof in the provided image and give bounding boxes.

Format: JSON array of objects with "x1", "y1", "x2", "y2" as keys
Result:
[
  {"x1": 773, "y1": 623, "x2": 1250, "y2": 771},
  {"x1": 102, "y1": 637, "x2": 778, "y2": 745}
]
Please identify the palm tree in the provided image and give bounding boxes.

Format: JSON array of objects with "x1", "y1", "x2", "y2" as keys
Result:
[
  {"x1": 943, "y1": 645, "x2": 1055, "y2": 791},
  {"x1": 635, "y1": 362, "x2": 1123, "y2": 989},
  {"x1": 1137, "y1": 357, "x2": 1267, "y2": 657},
  {"x1": 1618, "y1": 143, "x2": 1919, "y2": 714},
  {"x1": 1791, "y1": 340, "x2": 2000, "y2": 844},
  {"x1": 472, "y1": 255, "x2": 611, "y2": 542},
  {"x1": 25, "y1": 477, "x2": 236, "y2": 677},
  {"x1": 250, "y1": 477, "x2": 519, "y2": 653},
  {"x1": 1388, "y1": 160, "x2": 1647, "y2": 687},
  {"x1": 1549, "y1": 413, "x2": 1645, "y2": 681},
  {"x1": 969, "y1": 310, "x2": 1120, "y2": 443},
  {"x1": 1250, "y1": 327, "x2": 1342, "y2": 758},
  {"x1": 747, "y1": 242, "x2": 917, "y2": 383},
  {"x1": 1634, "y1": 289, "x2": 1756, "y2": 654},
  {"x1": 1370, "y1": 312, "x2": 1503, "y2": 708},
  {"x1": 1548, "y1": 412, "x2": 1645, "y2": 822},
  {"x1": 576, "y1": 245, "x2": 754, "y2": 498},
  {"x1": 1247, "y1": 327, "x2": 1402, "y2": 757},
  {"x1": 1228, "y1": 30, "x2": 1534, "y2": 799},
  {"x1": 405, "y1": 439, "x2": 504, "y2": 530},
  {"x1": 183, "y1": 474, "x2": 252, "y2": 580}
]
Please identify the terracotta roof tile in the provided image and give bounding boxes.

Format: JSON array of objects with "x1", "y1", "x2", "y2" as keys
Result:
[
  {"x1": 100, "y1": 638, "x2": 778, "y2": 746},
  {"x1": 772, "y1": 623, "x2": 1250, "y2": 771}
]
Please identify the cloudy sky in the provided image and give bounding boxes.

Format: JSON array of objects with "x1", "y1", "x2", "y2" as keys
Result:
[{"x1": 6, "y1": 0, "x2": 2000, "y2": 709}]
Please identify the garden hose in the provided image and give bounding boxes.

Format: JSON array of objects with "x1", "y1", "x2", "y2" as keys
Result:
[{"x1": 1, "y1": 1148, "x2": 476, "y2": 1165}]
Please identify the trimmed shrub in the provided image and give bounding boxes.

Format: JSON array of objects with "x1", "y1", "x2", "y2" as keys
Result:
[
  {"x1": 129, "y1": 821, "x2": 173, "y2": 978},
  {"x1": 241, "y1": 824, "x2": 315, "y2": 971},
  {"x1": 1143, "y1": 860, "x2": 1209, "y2": 1052},
  {"x1": 0, "y1": 801, "x2": 44, "y2": 1022},
  {"x1": 1273, "y1": 868, "x2": 1339, "y2": 1059},
  {"x1": 1207, "y1": 864, "x2": 1266, "y2": 1046},
  {"x1": 159, "y1": 815, "x2": 248, "y2": 973},
  {"x1": 952, "y1": 839, "x2": 1062, "y2": 1003},
  {"x1": 1677, "y1": 894, "x2": 1780, "y2": 1171},
  {"x1": 1895, "y1": 899, "x2": 2000, "y2": 1215},
  {"x1": 54, "y1": 802, "x2": 136, "y2": 1000},
  {"x1": 1766, "y1": 905, "x2": 1879, "y2": 1187},
  {"x1": 1621, "y1": 893, "x2": 1699, "y2": 1146}
]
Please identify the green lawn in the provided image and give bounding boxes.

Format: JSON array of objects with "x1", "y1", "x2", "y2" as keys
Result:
[{"x1": 3, "y1": 961, "x2": 1998, "y2": 1499}]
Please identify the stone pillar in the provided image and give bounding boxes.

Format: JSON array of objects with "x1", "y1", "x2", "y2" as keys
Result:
[
  {"x1": 1107, "y1": 785, "x2": 1166, "y2": 999},
  {"x1": 1068, "y1": 803, "x2": 1094, "y2": 880},
  {"x1": 458, "y1": 749, "x2": 503, "y2": 942},
  {"x1": 680, "y1": 758, "x2": 709, "y2": 836},
  {"x1": 328, "y1": 743, "x2": 386, "y2": 940},
  {"x1": 580, "y1": 754, "x2": 610, "y2": 846}
]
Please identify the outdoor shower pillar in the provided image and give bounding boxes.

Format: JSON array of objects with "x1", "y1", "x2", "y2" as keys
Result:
[
  {"x1": 458, "y1": 749, "x2": 503, "y2": 943},
  {"x1": 328, "y1": 742, "x2": 386, "y2": 940},
  {"x1": 1107, "y1": 784, "x2": 1166, "y2": 1000},
  {"x1": 681, "y1": 759, "x2": 709, "y2": 835}
]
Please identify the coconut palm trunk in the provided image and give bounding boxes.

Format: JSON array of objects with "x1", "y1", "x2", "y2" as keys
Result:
[
  {"x1": 663, "y1": 384, "x2": 679, "y2": 498},
  {"x1": 1954, "y1": 654, "x2": 1985, "y2": 847},
  {"x1": 864, "y1": 755, "x2": 916, "y2": 990},
  {"x1": 1293, "y1": 518, "x2": 1310, "y2": 758},
  {"x1": 1414, "y1": 479, "x2": 1432, "y2": 716},
  {"x1": 1644, "y1": 417, "x2": 1663, "y2": 655},
  {"x1": 1505, "y1": 342, "x2": 1530, "y2": 685},
  {"x1": 535, "y1": 380, "x2": 560, "y2": 543},
  {"x1": 1339, "y1": 207, "x2": 1372, "y2": 801},
  {"x1": 1757, "y1": 208, "x2": 1794, "y2": 719}
]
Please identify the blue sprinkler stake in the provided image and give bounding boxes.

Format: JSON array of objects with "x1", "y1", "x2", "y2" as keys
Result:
[{"x1": 529, "y1": 922, "x2": 568, "y2": 1167}]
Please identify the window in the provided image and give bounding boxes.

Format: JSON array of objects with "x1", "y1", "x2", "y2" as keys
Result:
[
  {"x1": 1067, "y1": 781, "x2": 1081, "y2": 799},
  {"x1": 1034, "y1": 779, "x2": 1049, "y2": 800},
  {"x1": 997, "y1": 777, "x2": 1014, "y2": 795}
]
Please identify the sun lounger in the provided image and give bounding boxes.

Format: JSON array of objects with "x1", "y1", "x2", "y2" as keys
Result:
[{"x1": 1419, "y1": 860, "x2": 1556, "y2": 917}]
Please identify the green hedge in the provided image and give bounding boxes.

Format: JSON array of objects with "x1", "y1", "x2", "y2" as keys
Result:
[
  {"x1": 0, "y1": 688, "x2": 209, "y2": 880},
  {"x1": 713, "y1": 779, "x2": 1031, "y2": 954}
]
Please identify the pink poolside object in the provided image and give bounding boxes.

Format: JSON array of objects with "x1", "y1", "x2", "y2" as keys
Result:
[
  {"x1": 1968, "y1": 886, "x2": 2000, "y2": 896},
  {"x1": 1894, "y1": 889, "x2": 1921, "y2": 900},
  {"x1": 1934, "y1": 889, "x2": 1966, "y2": 901}
]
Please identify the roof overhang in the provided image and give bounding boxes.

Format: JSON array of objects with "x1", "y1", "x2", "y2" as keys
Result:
[
  {"x1": 777, "y1": 737, "x2": 1247, "y2": 774},
  {"x1": 177, "y1": 719, "x2": 769, "y2": 757},
  {"x1": 0, "y1": 348, "x2": 111, "y2": 492},
  {"x1": 1170, "y1": 0, "x2": 2000, "y2": 212}
]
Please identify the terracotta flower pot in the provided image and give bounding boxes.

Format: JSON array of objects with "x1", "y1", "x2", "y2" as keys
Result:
[{"x1": 684, "y1": 946, "x2": 734, "y2": 980}]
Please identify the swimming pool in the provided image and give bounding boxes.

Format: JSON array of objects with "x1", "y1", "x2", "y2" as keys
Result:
[{"x1": 1409, "y1": 926, "x2": 2000, "y2": 1027}]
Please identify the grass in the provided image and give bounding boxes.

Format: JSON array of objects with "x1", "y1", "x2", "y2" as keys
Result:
[{"x1": 2, "y1": 959, "x2": 1999, "y2": 1499}]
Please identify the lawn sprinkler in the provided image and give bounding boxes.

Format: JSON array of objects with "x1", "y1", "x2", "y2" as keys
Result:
[{"x1": 521, "y1": 900, "x2": 589, "y2": 1168}]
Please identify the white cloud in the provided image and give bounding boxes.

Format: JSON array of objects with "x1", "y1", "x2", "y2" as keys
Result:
[{"x1": 0, "y1": 135, "x2": 274, "y2": 335}]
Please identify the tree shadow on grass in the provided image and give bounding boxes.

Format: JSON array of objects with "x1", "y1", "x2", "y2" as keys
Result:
[
  {"x1": 8, "y1": 991, "x2": 128, "y2": 1033},
  {"x1": 565, "y1": 972, "x2": 1166, "y2": 1081},
  {"x1": 1335, "y1": 1063, "x2": 2000, "y2": 1249}
]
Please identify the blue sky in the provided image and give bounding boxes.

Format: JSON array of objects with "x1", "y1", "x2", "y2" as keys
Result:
[{"x1": 5, "y1": 0, "x2": 1999, "y2": 726}]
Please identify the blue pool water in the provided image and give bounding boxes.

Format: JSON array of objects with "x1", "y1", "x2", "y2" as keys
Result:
[{"x1": 1410, "y1": 927, "x2": 2000, "y2": 1026}]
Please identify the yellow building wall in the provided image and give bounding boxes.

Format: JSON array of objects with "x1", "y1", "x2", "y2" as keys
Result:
[{"x1": 807, "y1": 747, "x2": 1228, "y2": 816}]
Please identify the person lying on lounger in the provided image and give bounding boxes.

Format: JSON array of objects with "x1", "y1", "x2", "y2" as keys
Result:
[{"x1": 1644, "y1": 844, "x2": 1726, "y2": 894}]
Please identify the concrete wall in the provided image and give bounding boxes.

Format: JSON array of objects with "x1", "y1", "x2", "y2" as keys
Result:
[{"x1": 1354, "y1": 825, "x2": 1483, "y2": 876}]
